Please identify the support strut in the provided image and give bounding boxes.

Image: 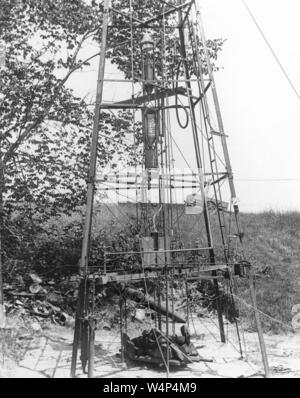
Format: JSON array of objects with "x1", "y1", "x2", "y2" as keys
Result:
[
  {"x1": 177, "y1": 0, "x2": 226, "y2": 343},
  {"x1": 71, "y1": 0, "x2": 111, "y2": 378}
]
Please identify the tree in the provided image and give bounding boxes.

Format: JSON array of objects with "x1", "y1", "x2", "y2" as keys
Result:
[
  {"x1": 0, "y1": 1, "x2": 138, "y2": 215},
  {"x1": 0, "y1": 0, "x2": 225, "y2": 325},
  {"x1": 0, "y1": 0, "x2": 137, "y2": 325},
  {"x1": 107, "y1": 0, "x2": 224, "y2": 79},
  {"x1": 0, "y1": 0, "x2": 224, "y2": 214}
]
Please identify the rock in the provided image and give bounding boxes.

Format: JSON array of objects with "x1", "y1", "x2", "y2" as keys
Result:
[
  {"x1": 29, "y1": 273, "x2": 42, "y2": 284},
  {"x1": 31, "y1": 322, "x2": 42, "y2": 332},
  {"x1": 29, "y1": 283, "x2": 42, "y2": 294},
  {"x1": 134, "y1": 309, "x2": 145, "y2": 323}
]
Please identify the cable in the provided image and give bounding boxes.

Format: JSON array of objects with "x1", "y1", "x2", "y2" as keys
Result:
[
  {"x1": 242, "y1": 0, "x2": 300, "y2": 101},
  {"x1": 237, "y1": 178, "x2": 300, "y2": 182},
  {"x1": 174, "y1": 60, "x2": 189, "y2": 129},
  {"x1": 231, "y1": 292, "x2": 294, "y2": 331},
  {"x1": 98, "y1": 196, "x2": 136, "y2": 230},
  {"x1": 170, "y1": 135, "x2": 192, "y2": 169}
]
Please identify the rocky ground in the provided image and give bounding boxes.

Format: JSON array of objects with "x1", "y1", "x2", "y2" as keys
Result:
[{"x1": 1, "y1": 315, "x2": 299, "y2": 379}]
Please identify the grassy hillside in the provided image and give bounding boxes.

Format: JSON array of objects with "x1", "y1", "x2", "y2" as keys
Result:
[
  {"x1": 235, "y1": 211, "x2": 300, "y2": 333},
  {"x1": 112, "y1": 205, "x2": 300, "y2": 333}
]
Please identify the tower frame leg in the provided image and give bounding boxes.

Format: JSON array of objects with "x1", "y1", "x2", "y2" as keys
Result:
[{"x1": 71, "y1": 0, "x2": 111, "y2": 378}]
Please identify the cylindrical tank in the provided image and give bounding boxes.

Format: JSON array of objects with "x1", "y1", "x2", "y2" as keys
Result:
[
  {"x1": 143, "y1": 109, "x2": 158, "y2": 169},
  {"x1": 141, "y1": 33, "x2": 155, "y2": 94}
]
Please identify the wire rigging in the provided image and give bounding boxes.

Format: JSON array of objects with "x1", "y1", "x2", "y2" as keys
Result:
[
  {"x1": 242, "y1": 0, "x2": 300, "y2": 101},
  {"x1": 174, "y1": 60, "x2": 189, "y2": 129}
]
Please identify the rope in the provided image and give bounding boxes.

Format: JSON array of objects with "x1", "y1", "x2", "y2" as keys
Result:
[
  {"x1": 98, "y1": 197, "x2": 136, "y2": 229},
  {"x1": 174, "y1": 60, "x2": 189, "y2": 129},
  {"x1": 171, "y1": 135, "x2": 192, "y2": 169},
  {"x1": 231, "y1": 292, "x2": 294, "y2": 331},
  {"x1": 204, "y1": 312, "x2": 246, "y2": 357},
  {"x1": 190, "y1": 312, "x2": 257, "y2": 373},
  {"x1": 191, "y1": 311, "x2": 217, "y2": 341}
]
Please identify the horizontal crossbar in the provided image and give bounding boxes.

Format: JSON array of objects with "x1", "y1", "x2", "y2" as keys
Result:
[{"x1": 94, "y1": 264, "x2": 228, "y2": 285}]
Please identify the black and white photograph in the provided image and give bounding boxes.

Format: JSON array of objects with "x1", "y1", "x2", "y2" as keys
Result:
[{"x1": 0, "y1": 0, "x2": 300, "y2": 382}]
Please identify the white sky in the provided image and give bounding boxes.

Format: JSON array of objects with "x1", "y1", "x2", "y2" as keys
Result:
[
  {"x1": 200, "y1": 0, "x2": 300, "y2": 212},
  {"x1": 68, "y1": 0, "x2": 300, "y2": 212}
]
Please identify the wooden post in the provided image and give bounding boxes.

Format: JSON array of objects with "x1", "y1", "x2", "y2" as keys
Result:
[
  {"x1": 70, "y1": 279, "x2": 85, "y2": 378},
  {"x1": 120, "y1": 296, "x2": 125, "y2": 363},
  {"x1": 248, "y1": 270, "x2": 270, "y2": 378},
  {"x1": 87, "y1": 278, "x2": 96, "y2": 378},
  {"x1": 185, "y1": 277, "x2": 190, "y2": 328}
]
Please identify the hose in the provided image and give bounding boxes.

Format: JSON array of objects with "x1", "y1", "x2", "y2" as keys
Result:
[{"x1": 174, "y1": 60, "x2": 189, "y2": 129}]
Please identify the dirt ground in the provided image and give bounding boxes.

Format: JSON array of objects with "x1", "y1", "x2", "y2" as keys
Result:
[{"x1": 1, "y1": 316, "x2": 300, "y2": 378}]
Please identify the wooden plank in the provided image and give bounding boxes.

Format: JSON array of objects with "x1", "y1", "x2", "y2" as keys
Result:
[{"x1": 95, "y1": 264, "x2": 228, "y2": 285}]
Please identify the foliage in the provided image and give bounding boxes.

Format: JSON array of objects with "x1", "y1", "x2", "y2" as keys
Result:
[
  {"x1": 107, "y1": 0, "x2": 225, "y2": 80},
  {"x1": 0, "y1": 0, "x2": 224, "y2": 217},
  {"x1": 0, "y1": 0, "x2": 143, "y2": 218},
  {"x1": 0, "y1": 1, "x2": 227, "y2": 332},
  {"x1": 2, "y1": 205, "x2": 140, "y2": 280}
]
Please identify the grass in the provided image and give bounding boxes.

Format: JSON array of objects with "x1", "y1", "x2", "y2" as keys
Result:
[
  {"x1": 113, "y1": 205, "x2": 300, "y2": 333},
  {"x1": 235, "y1": 211, "x2": 300, "y2": 333},
  {"x1": 37, "y1": 205, "x2": 300, "y2": 334}
]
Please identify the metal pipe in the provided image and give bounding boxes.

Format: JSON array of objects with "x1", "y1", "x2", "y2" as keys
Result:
[
  {"x1": 79, "y1": 0, "x2": 111, "y2": 274},
  {"x1": 124, "y1": 287, "x2": 186, "y2": 323}
]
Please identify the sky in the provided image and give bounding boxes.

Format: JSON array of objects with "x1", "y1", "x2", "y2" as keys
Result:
[
  {"x1": 68, "y1": 0, "x2": 300, "y2": 213},
  {"x1": 199, "y1": 0, "x2": 300, "y2": 212}
]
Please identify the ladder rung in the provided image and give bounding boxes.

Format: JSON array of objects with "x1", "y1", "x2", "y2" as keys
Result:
[{"x1": 211, "y1": 131, "x2": 229, "y2": 138}]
